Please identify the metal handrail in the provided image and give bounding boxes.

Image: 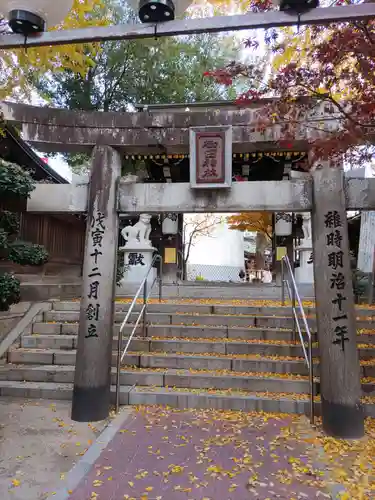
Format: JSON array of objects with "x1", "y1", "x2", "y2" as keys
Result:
[
  {"x1": 281, "y1": 255, "x2": 314, "y2": 424},
  {"x1": 115, "y1": 253, "x2": 163, "y2": 411}
]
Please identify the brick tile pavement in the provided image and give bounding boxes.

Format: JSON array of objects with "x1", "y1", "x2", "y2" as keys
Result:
[{"x1": 68, "y1": 407, "x2": 328, "y2": 500}]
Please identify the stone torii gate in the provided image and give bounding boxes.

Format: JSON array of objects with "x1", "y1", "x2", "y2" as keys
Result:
[{"x1": 3, "y1": 100, "x2": 375, "y2": 438}]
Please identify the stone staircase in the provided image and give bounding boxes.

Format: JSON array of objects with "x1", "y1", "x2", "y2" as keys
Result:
[{"x1": 1, "y1": 299, "x2": 375, "y2": 416}]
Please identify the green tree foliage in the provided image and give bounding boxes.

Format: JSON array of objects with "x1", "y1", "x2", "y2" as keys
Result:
[
  {"x1": 0, "y1": 160, "x2": 49, "y2": 311},
  {"x1": 32, "y1": 0, "x2": 238, "y2": 172},
  {"x1": 0, "y1": 0, "x2": 108, "y2": 101}
]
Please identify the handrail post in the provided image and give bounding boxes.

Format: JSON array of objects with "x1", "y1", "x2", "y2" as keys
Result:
[
  {"x1": 281, "y1": 254, "x2": 314, "y2": 425},
  {"x1": 115, "y1": 318, "x2": 122, "y2": 413},
  {"x1": 142, "y1": 278, "x2": 147, "y2": 337},
  {"x1": 281, "y1": 258, "x2": 285, "y2": 306},
  {"x1": 158, "y1": 256, "x2": 163, "y2": 302},
  {"x1": 308, "y1": 335, "x2": 315, "y2": 424},
  {"x1": 292, "y1": 280, "x2": 297, "y2": 344},
  {"x1": 115, "y1": 252, "x2": 162, "y2": 414}
]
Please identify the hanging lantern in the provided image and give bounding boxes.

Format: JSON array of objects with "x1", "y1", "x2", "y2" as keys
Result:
[
  {"x1": 275, "y1": 212, "x2": 292, "y2": 236},
  {"x1": 0, "y1": 0, "x2": 74, "y2": 34},
  {"x1": 127, "y1": 0, "x2": 193, "y2": 23},
  {"x1": 162, "y1": 213, "x2": 178, "y2": 235},
  {"x1": 272, "y1": 0, "x2": 319, "y2": 14}
]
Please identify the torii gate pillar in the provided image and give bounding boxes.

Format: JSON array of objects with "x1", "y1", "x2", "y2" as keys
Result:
[{"x1": 71, "y1": 145, "x2": 121, "y2": 422}]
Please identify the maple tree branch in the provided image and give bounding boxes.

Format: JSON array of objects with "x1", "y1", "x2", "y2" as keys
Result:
[
  {"x1": 354, "y1": 20, "x2": 374, "y2": 45},
  {"x1": 295, "y1": 82, "x2": 375, "y2": 130},
  {"x1": 325, "y1": 95, "x2": 375, "y2": 130}
]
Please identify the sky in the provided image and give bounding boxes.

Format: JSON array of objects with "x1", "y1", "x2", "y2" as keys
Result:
[{"x1": 41, "y1": 154, "x2": 72, "y2": 182}]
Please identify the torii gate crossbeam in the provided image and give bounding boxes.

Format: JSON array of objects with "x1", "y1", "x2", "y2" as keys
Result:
[{"x1": 0, "y1": 4, "x2": 374, "y2": 49}]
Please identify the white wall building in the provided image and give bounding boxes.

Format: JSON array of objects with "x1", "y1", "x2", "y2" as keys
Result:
[{"x1": 185, "y1": 214, "x2": 245, "y2": 282}]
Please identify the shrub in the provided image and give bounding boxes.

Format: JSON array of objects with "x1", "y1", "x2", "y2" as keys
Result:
[
  {"x1": 8, "y1": 241, "x2": 49, "y2": 266},
  {"x1": 0, "y1": 273, "x2": 20, "y2": 311},
  {"x1": 116, "y1": 257, "x2": 129, "y2": 286},
  {"x1": 0, "y1": 159, "x2": 49, "y2": 310},
  {"x1": 352, "y1": 269, "x2": 368, "y2": 302},
  {"x1": 0, "y1": 210, "x2": 20, "y2": 235},
  {"x1": 0, "y1": 228, "x2": 7, "y2": 250},
  {"x1": 0, "y1": 159, "x2": 34, "y2": 198}
]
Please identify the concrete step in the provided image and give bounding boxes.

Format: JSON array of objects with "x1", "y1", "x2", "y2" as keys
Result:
[
  {"x1": 44, "y1": 310, "x2": 313, "y2": 328},
  {"x1": 31, "y1": 323, "x2": 308, "y2": 341},
  {"x1": 0, "y1": 380, "x2": 131, "y2": 404},
  {"x1": 116, "y1": 283, "x2": 315, "y2": 300},
  {"x1": 52, "y1": 301, "x2": 314, "y2": 316},
  {"x1": 139, "y1": 353, "x2": 375, "y2": 378},
  {"x1": 32, "y1": 322, "x2": 300, "y2": 341},
  {"x1": 8, "y1": 348, "x2": 375, "y2": 379},
  {"x1": 51, "y1": 300, "x2": 375, "y2": 319},
  {"x1": 138, "y1": 353, "x2": 310, "y2": 373},
  {"x1": 20, "y1": 335, "x2": 375, "y2": 358},
  {"x1": 22, "y1": 283, "x2": 315, "y2": 301},
  {"x1": 0, "y1": 379, "x2": 373, "y2": 416},
  {"x1": 0, "y1": 365, "x2": 313, "y2": 393},
  {"x1": 4, "y1": 365, "x2": 374, "y2": 395},
  {"x1": 20, "y1": 336, "x2": 321, "y2": 357},
  {"x1": 7, "y1": 348, "x2": 135, "y2": 366},
  {"x1": 28, "y1": 323, "x2": 375, "y2": 345},
  {"x1": 22, "y1": 335, "x2": 77, "y2": 350},
  {"x1": 43, "y1": 310, "x2": 374, "y2": 330},
  {"x1": 0, "y1": 365, "x2": 164, "y2": 387},
  {"x1": 128, "y1": 386, "x2": 375, "y2": 417}
]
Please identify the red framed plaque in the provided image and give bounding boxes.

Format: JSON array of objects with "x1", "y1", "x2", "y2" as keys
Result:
[{"x1": 189, "y1": 126, "x2": 232, "y2": 189}]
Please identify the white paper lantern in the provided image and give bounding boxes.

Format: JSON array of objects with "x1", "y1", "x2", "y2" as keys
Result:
[
  {"x1": 127, "y1": 0, "x2": 193, "y2": 23},
  {"x1": 162, "y1": 213, "x2": 178, "y2": 235},
  {"x1": 275, "y1": 212, "x2": 292, "y2": 236},
  {"x1": 0, "y1": 0, "x2": 74, "y2": 33}
]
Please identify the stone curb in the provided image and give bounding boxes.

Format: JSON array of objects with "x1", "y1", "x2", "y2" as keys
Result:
[
  {"x1": 295, "y1": 420, "x2": 348, "y2": 500},
  {"x1": 45, "y1": 407, "x2": 134, "y2": 500}
]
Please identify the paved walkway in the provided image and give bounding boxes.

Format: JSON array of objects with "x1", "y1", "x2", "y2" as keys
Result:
[
  {"x1": 0, "y1": 398, "x2": 107, "y2": 500},
  {"x1": 66, "y1": 406, "x2": 329, "y2": 500}
]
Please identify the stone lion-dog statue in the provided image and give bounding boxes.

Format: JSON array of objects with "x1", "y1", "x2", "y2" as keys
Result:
[{"x1": 121, "y1": 214, "x2": 152, "y2": 246}]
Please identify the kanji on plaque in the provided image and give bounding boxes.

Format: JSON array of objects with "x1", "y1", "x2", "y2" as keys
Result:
[{"x1": 196, "y1": 132, "x2": 225, "y2": 184}]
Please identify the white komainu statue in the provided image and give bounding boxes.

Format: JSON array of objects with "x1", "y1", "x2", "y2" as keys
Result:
[
  {"x1": 302, "y1": 213, "x2": 311, "y2": 241},
  {"x1": 121, "y1": 214, "x2": 152, "y2": 246}
]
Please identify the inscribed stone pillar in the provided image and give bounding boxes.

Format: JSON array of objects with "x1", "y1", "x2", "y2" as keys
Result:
[
  {"x1": 71, "y1": 145, "x2": 121, "y2": 422},
  {"x1": 311, "y1": 165, "x2": 364, "y2": 438}
]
